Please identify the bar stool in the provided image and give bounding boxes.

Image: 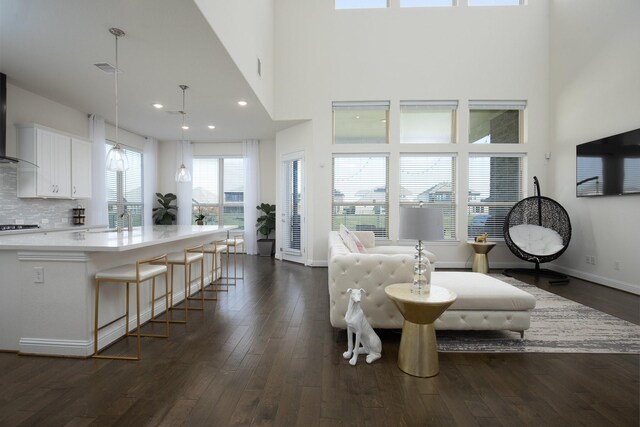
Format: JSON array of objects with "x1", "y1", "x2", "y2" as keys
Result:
[
  {"x1": 93, "y1": 254, "x2": 169, "y2": 361},
  {"x1": 156, "y1": 244, "x2": 205, "y2": 324},
  {"x1": 222, "y1": 233, "x2": 244, "y2": 285},
  {"x1": 202, "y1": 240, "x2": 229, "y2": 294}
]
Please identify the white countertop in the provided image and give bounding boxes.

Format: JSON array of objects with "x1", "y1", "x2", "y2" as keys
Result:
[{"x1": 0, "y1": 225, "x2": 235, "y2": 252}]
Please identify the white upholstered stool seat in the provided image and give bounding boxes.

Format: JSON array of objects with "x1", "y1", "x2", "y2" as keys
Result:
[
  {"x1": 167, "y1": 251, "x2": 204, "y2": 264},
  {"x1": 93, "y1": 254, "x2": 170, "y2": 361}
]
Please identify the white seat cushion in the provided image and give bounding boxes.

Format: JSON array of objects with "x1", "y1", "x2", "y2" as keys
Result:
[
  {"x1": 224, "y1": 239, "x2": 244, "y2": 246},
  {"x1": 430, "y1": 272, "x2": 536, "y2": 311},
  {"x1": 167, "y1": 252, "x2": 204, "y2": 264},
  {"x1": 96, "y1": 264, "x2": 167, "y2": 281},
  {"x1": 203, "y1": 244, "x2": 228, "y2": 253},
  {"x1": 509, "y1": 224, "x2": 564, "y2": 256},
  {"x1": 368, "y1": 246, "x2": 436, "y2": 264}
]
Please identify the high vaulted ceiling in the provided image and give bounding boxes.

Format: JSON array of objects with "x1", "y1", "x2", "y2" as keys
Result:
[{"x1": 0, "y1": 0, "x2": 290, "y2": 142}]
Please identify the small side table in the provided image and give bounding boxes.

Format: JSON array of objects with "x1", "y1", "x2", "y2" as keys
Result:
[
  {"x1": 468, "y1": 242, "x2": 496, "y2": 274},
  {"x1": 384, "y1": 284, "x2": 457, "y2": 377}
]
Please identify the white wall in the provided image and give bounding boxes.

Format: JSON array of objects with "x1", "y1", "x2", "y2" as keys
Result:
[
  {"x1": 274, "y1": 1, "x2": 551, "y2": 265},
  {"x1": 549, "y1": 0, "x2": 640, "y2": 294},
  {"x1": 194, "y1": 0, "x2": 275, "y2": 118}
]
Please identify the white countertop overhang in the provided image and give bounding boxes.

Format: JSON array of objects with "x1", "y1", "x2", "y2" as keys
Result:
[{"x1": 0, "y1": 225, "x2": 235, "y2": 252}]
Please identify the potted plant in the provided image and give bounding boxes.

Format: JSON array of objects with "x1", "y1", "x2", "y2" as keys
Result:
[
  {"x1": 193, "y1": 199, "x2": 205, "y2": 225},
  {"x1": 152, "y1": 192, "x2": 177, "y2": 225},
  {"x1": 256, "y1": 203, "x2": 276, "y2": 257}
]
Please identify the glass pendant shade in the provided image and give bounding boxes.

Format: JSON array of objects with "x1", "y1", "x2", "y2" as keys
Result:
[
  {"x1": 106, "y1": 144, "x2": 129, "y2": 172},
  {"x1": 175, "y1": 163, "x2": 191, "y2": 182}
]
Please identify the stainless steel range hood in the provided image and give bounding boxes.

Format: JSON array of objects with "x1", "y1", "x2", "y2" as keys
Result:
[{"x1": 0, "y1": 73, "x2": 37, "y2": 168}]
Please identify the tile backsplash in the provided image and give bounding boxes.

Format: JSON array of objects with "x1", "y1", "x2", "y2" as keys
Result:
[{"x1": 0, "y1": 167, "x2": 85, "y2": 227}]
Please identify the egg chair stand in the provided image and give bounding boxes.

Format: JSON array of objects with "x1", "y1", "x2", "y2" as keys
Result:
[{"x1": 502, "y1": 177, "x2": 572, "y2": 285}]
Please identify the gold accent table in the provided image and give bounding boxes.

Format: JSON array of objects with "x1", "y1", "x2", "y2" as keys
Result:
[
  {"x1": 468, "y1": 241, "x2": 496, "y2": 274},
  {"x1": 384, "y1": 284, "x2": 457, "y2": 377}
]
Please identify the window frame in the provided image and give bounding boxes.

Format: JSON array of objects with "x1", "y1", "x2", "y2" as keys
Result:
[{"x1": 192, "y1": 156, "x2": 245, "y2": 229}]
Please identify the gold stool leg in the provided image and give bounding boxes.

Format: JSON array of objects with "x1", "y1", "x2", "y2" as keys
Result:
[{"x1": 93, "y1": 280, "x2": 100, "y2": 356}]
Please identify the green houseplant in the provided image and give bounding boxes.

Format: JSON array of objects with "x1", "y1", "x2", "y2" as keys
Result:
[
  {"x1": 152, "y1": 192, "x2": 177, "y2": 225},
  {"x1": 256, "y1": 203, "x2": 276, "y2": 256},
  {"x1": 193, "y1": 199, "x2": 205, "y2": 225}
]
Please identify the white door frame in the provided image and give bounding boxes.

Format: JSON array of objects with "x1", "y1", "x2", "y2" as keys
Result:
[{"x1": 279, "y1": 151, "x2": 306, "y2": 264}]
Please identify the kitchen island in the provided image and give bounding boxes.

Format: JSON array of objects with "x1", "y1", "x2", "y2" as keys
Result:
[{"x1": 0, "y1": 225, "x2": 234, "y2": 357}]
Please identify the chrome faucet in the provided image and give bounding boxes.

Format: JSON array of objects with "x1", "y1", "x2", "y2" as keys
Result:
[{"x1": 117, "y1": 210, "x2": 132, "y2": 233}]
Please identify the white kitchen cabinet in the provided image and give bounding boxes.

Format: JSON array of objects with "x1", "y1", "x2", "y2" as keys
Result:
[
  {"x1": 17, "y1": 124, "x2": 91, "y2": 199},
  {"x1": 71, "y1": 138, "x2": 92, "y2": 199}
]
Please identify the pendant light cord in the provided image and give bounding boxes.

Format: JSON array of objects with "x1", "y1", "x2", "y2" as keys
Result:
[{"x1": 114, "y1": 31, "x2": 119, "y2": 148}]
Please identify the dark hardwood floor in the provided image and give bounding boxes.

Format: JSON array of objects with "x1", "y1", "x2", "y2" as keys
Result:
[{"x1": 0, "y1": 258, "x2": 637, "y2": 426}]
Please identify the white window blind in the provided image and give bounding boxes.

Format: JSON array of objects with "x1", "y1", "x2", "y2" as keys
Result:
[
  {"x1": 400, "y1": 154, "x2": 456, "y2": 239},
  {"x1": 106, "y1": 143, "x2": 143, "y2": 228},
  {"x1": 468, "y1": 154, "x2": 524, "y2": 239},
  {"x1": 284, "y1": 159, "x2": 303, "y2": 254},
  {"x1": 400, "y1": 100, "x2": 458, "y2": 144},
  {"x1": 223, "y1": 158, "x2": 245, "y2": 229},
  {"x1": 332, "y1": 155, "x2": 389, "y2": 238},
  {"x1": 335, "y1": 0, "x2": 388, "y2": 10},
  {"x1": 333, "y1": 101, "x2": 390, "y2": 144},
  {"x1": 401, "y1": 0, "x2": 454, "y2": 7}
]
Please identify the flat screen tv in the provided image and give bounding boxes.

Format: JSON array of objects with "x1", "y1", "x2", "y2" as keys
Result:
[{"x1": 576, "y1": 127, "x2": 640, "y2": 197}]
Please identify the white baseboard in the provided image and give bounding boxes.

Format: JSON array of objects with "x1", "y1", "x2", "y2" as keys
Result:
[
  {"x1": 306, "y1": 259, "x2": 328, "y2": 267},
  {"x1": 548, "y1": 264, "x2": 640, "y2": 295}
]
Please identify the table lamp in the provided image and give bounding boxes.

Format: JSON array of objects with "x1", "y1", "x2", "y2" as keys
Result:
[{"x1": 399, "y1": 206, "x2": 444, "y2": 294}]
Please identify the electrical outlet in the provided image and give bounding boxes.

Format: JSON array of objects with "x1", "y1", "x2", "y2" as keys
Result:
[
  {"x1": 41, "y1": 219, "x2": 49, "y2": 224},
  {"x1": 614, "y1": 261, "x2": 620, "y2": 271},
  {"x1": 586, "y1": 255, "x2": 590, "y2": 264},
  {"x1": 591, "y1": 256, "x2": 596, "y2": 265},
  {"x1": 34, "y1": 267, "x2": 44, "y2": 283},
  {"x1": 15, "y1": 219, "x2": 25, "y2": 225}
]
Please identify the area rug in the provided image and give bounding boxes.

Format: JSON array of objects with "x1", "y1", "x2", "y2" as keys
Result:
[{"x1": 434, "y1": 275, "x2": 640, "y2": 353}]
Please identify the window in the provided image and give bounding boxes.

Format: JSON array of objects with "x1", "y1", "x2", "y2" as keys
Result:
[
  {"x1": 106, "y1": 144, "x2": 143, "y2": 228},
  {"x1": 468, "y1": 154, "x2": 524, "y2": 239},
  {"x1": 400, "y1": 101, "x2": 457, "y2": 144},
  {"x1": 401, "y1": 0, "x2": 454, "y2": 7},
  {"x1": 400, "y1": 154, "x2": 456, "y2": 239},
  {"x1": 192, "y1": 157, "x2": 245, "y2": 229},
  {"x1": 335, "y1": 0, "x2": 387, "y2": 9},
  {"x1": 332, "y1": 155, "x2": 389, "y2": 238},
  {"x1": 333, "y1": 101, "x2": 389, "y2": 144},
  {"x1": 469, "y1": 101, "x2": 526, "y2": 144},
  {"x1": 469, "y1": 0, "x2": 522, "y2": 6}
]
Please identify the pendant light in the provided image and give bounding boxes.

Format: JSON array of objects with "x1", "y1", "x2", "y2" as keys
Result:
[
  {"x1": 105, "y1": 28, "x2": 129, "y2": 172},
  {"x1": 175, "y1": 84, "x2": 191, "y2": 182}
]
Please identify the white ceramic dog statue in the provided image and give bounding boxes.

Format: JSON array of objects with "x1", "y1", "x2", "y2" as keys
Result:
[{"x1": 343, "y1": 288, "x2": 382, "y2": 365}]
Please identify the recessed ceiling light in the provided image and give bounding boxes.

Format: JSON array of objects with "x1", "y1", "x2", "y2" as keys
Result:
[
  {"x1": 208, "y1": 125, "x2": 216, "y2": 129},
  {"x1": 181, "y1": 125, "x2": 189, "y2": 130},
  {"x1": 152, "y1": 103, "x2": 163, "y2": 109},
  {"x1": 237, "y1": 100, "x2": 248, "y2": 106},
  {"x1": 355, "y1": 115, "x2": 360, "y2": 119}
]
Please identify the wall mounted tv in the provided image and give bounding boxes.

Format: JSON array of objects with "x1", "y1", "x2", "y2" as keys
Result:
[{"x1": 576, "y1": 127, "x2": 640, "y2": 197}]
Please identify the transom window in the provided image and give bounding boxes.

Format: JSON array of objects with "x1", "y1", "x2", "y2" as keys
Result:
[
  {"x1": 469, "y1": 100, "x2": 526, "y2": 144},
  {"x1": 106, "y1": 143, "x2": 143, "y2": 228},
  {"x1": 400, "y1": 100, "x2": 457, "y2": 144},
  {"x1": 332, "y1": 155, "x2": 389, "y2": 238},
  {"x1": 335, "y1": 0, "x2": 387, "y2": 9},
  {"x1": 333, "y1": 101, "x2": 389, "y2": 144},
  {"x1": 192, "y1": 157, "x2": 245, "y2": 229}
]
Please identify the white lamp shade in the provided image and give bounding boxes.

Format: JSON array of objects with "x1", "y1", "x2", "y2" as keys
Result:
[
  {"x1": 399, "y1": 207, "x2": 444, "y2": 241},
  {"x1": 105, "y1": 145, "x2": 129, "y2": 172}
]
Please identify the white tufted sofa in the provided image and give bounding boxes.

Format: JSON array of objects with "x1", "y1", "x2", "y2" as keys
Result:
[{"x1": 328, "y1": 231, "x2": 536, "y2": 335}]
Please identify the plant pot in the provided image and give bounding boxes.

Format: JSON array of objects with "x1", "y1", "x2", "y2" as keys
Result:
[
  {"x1": 196, "y1": 220, "x2": 204, "y2": 225},
  {"x1": 257, "y1": 239, "x2": 274, "y2": 257}
]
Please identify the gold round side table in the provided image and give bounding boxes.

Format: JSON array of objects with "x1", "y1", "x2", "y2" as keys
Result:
[
  {"x1": 468, "y1": 241, "x2": 496, "y2": 274},
  {"x1": 384, "y1": 284, "x2": 457, "y2": 377}
]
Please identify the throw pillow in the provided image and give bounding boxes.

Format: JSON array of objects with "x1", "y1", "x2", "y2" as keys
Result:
[{"x1": 340, "y1": 224, "x2": 367, "y2": 254}]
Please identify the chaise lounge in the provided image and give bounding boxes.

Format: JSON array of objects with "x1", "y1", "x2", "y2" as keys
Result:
[{"x1": 328, "y1": 231, "x2": 536, "y2": 337}]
